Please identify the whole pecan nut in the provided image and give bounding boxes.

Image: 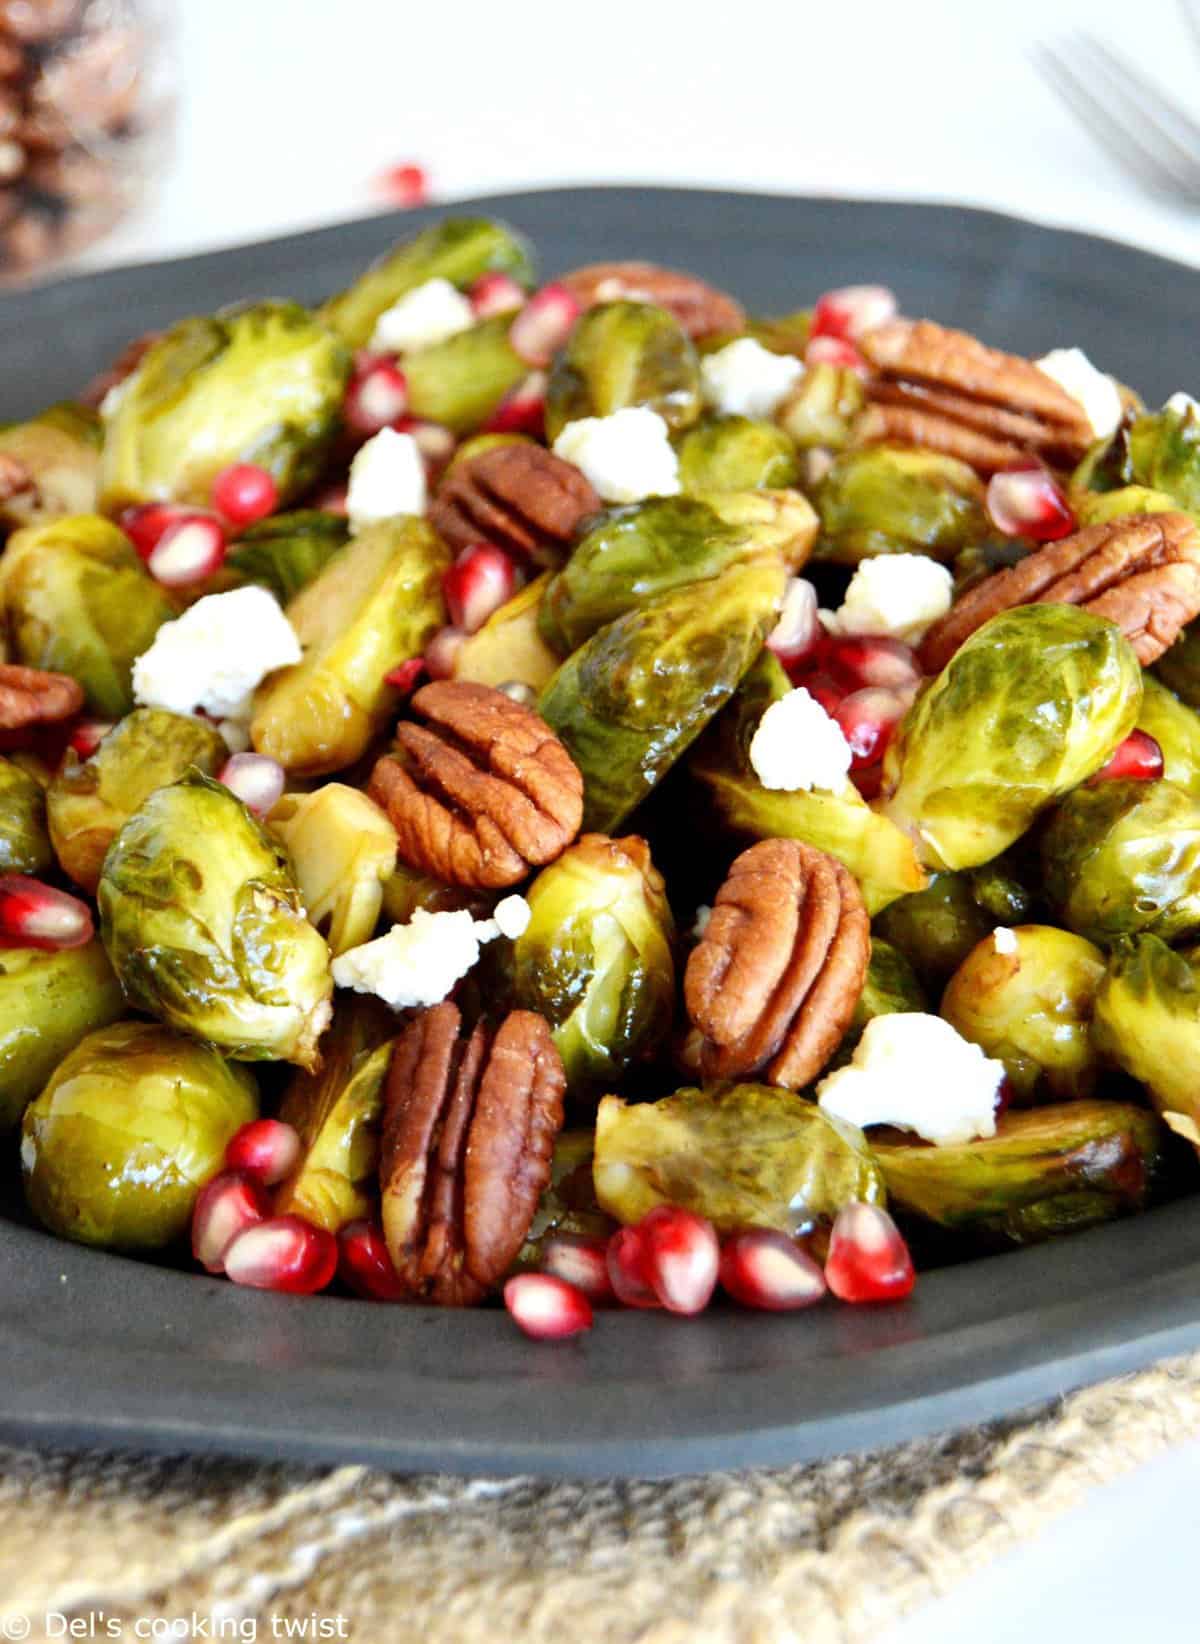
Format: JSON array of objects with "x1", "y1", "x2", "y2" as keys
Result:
[
  {"x1": 368, "y1": 680, "x2": 584, "y2": 888},
  {"x1": 0, "y1": 662, "x2": 83, "y2": 730},
  {"x1": 430, "y1": 443, "x2": 601, "y2": 564},
  {"x1": 380, "y1": 1001, "x2": 566, "y2": 1304},
  {"x1": 684, "y1": 838, "x2": 870, "y2": 1090},
  {"x1": 558, "y1": 260, "x2": 745, "y2": 340},
  {"x1": 919, "y1": 511, "x2": 1200, "y2": 672}
]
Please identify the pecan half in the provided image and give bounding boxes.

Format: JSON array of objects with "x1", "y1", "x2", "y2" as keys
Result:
[
  {"x1": 430, "y1": 443, "x2": 601, "y2": 565},
  {"x1": 0, "y1": 662, "x2": 83, "y2": 730},
  {"x1": 919, "y1": 511, "x2": 1200, "y2": 672},
  {"x1": 856, "y1": 319, "x2": 1094, "y2": 474},
  {"x1": 380, "y1": 1002, "x2": 566, "y2": 1304},
  {"x1": 558, "y1": 260, "x2": 745, "y2": 340},
  {"x1": 368, "y1": 680, "x2": 584, "y2": 888},
  {"x1": 684, "y1": 839, "x2": 870, "y2": 1090}
]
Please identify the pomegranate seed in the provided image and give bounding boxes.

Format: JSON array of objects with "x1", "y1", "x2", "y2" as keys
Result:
[
  {"x1": 639, "y1": 1206, "x2": 719, "y2": 1315},
  {"x1": 337, "y1": 1219, "x2": 407, "y2": 1302},
  {"x1": 343, "y1": 356, "x2": 409, "y2": 437},
  {"x1": 540, "y1": 1235, "x2": 615, "y2": 1302},
  {"x1": 834, "y1": 686, "x2": 906, "y2": 769},
  {"x1": 825, "y1": 1202, "x2": 915, "y2": 1304},
  {"x1": 424, "y1": 624, "x2": 465, "y2": 680},
  {"x1": 767, "y1": 578, "x2": 822, "y2": 675},
  {"x1": 392, "y1": 415, "x2": 456, "y2": 477},
  {"x1": 442, "y1": 542, "x2": 518, "y2": 634},
  {"x1": 191, "y1": 1170, "x2": 271, "y2": 1274},
  {"x1": 68, "y1": 718, "x2": 114, "y2": 759},
  {"x1": 606, "y1": 1224, "x2": 661, "y2": 1309},
  {"x1": 312, "y1": 483, "x2": 348, "y2": 516},
  {"x1": 995, "y1": 1075, "x2": 1014, "y2": 1119},
  {"x1": 224, "y1": 1118, "x2": 301, "y2": 1186},
  {"x1": 504, "y1": 1273, "x2": 594, "y2": 1340},
  {"x1": 804, "y1": 670, "x2": 846, "y2": 717},
  {"x1": 374, "y1": 162, "x2": 429, "y2": 208},
  {"x1": 470, "y1": 271, "x2": 526, "y2": 318},
  {"x1": 851, "y1": 763, "x2": 884, "y2": 801},
  {"x1": 1091, "y1": 729, "x2": 1164, "y2": 784},
  {"x1": 483, "y1": 372, "x2": 548, "y2": 438},
  {"x1": 218, "y1": 752, "x2": 285, "y2": 817},
  {"x1": 211, "y1": 463, "x2": 278, "y2": 528},
  {"x1": 986, "y1": 463, "x2": 1076, "y2": 542},
  {"x1": 120, "y1": 502, "x2": 190, "y2": 561},
  {"x1": 719, "y1": 1230, "x2": 828, "y2": 1311},
  {"x1": 384, "y1": 657, "x2": 426, "y2": 695},
  {"x1": 147, "y1": 514, "x2": 228, "y2": 587},
  {"x1": 824, "y1": 634, "x2": 922, "y2": 693},
  {"x1": 0, "y1": 875, "x2": 92, "y2": 950},
  {"x1": 508, "y1": 284, "x2": 581, "y2": 367},
  {"x1": 804, "y1": 335, "x2": 869, "y2": 376},
  {"x1": 223, "y1": 1215, "x2": 338, "y2": 1295},
  {"x1": 810, "y1": 284, "x2": 898, "y2": 342}
]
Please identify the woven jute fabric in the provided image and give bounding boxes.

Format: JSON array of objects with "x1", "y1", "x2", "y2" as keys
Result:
[{"x1": 1, "y1": 1354, "x2": 1197, "y2": 1643}]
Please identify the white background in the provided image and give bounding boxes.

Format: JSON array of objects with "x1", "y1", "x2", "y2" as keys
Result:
[{"x1": 82, "y1": 0, "x2": 1200, "y2": 1637}]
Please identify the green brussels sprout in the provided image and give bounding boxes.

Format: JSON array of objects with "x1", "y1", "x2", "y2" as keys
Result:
[
  {"x1": 250, "y1": 516, "x2": 448, "y2": 775},
  {"x1": 716, "y1": 310, "x2": 810, "y2": 358},
  {"x1": 544, "y1": 301, "x2": 702, "y2": 443},
  {"x1": 941, "y1": 925, "x2": 1106, "y2": 1100},
  {"x1": 0, "y1": 756, "x2": 51, "y2": 876},
  {"x1": 506, "y1": 833, "x2": 675, "y2": 1098},
  {"x1": 452, "y1": 574, "x2": 561, "y2": 692},
  {"x1": 689, "y1": 652, "x2": 927, "y2": 914},
  {"x1": 836, "y1": 939, "x2": 927, "y2": 1057},
  {"x1": 874, "y1": 863, "x2": 1034, "y2": 989},
  {"x1": 21, "y1": 1020, "x2": 258, "y2": 1250},
  {"x1": 1093, "y1": 935, "x2": 1200, "y2": 1148},
  {"x1": 538, "y1": 555, "x2": 785, "y2": 834},
  {"x1": 98, "y1": 301, "x2": 352, "y2": 514},
  {"x1": 0, "y1": 941, "x2": 125, "y2": 1131},
  {"x1": 319, "y1": 216, "x2": 535, "y2": 350},
  {"x1": 814, "y1": 446, "x2": 988, "y2": 564},
  {"x1": 1072, "y1": 484, "x2": 1181, "y2": 528},
  {"x1": 1040, "y1": 778, "x2": 1200, "y2": 946},
  {"x1": 47, "y1": 708, "x2": 227, "y2": 893},
  {"x1": 675, "y1": 414, "x2": 800, "y2": 494},
  {"x1": 697, "y1": 487, "x2": 818, "y2": 563},
  {"x1": 775, "y1": 363, "x2": 866, "y2": 451},
  {"x1": 1156, "y1": 620, "x2": 1200, "y2": 709},
  {"x1": 593, "y1": 1083, "x2": 885, "y2": 1234},
  {"x1": 379, "y1": 860, "x2": 494, "y2": 926},
  {"x1": 269, "y1": 784, "x2": 397, "y2": 956},
  {"x1": 882, "y1": 605, "x2": 1143, "y2": 871},
  {"x1": 1070, "y1": 413, "x2": 1136, "y2": 494},
  {"x1": 225, "y1": 509, "x2": 349, "y2": 604},
  {"x1": 1127, "y1": 398, "x2": 1200, "y2": 514},
  {"x1": 0, "y1": 402, "x2": 101, "y2": 528},
  {"x1": 0, "y1": 515, "x2": 174, "y2": 716},
  {"x1": 98, "y1": 770, "x2": 333, "y2": 1068},
  {"x1": 951, "y1": 537, "x2": 1032, "y2": 597},
  {"x1": 1136, "y1": 676, "x2": 1200, "y2": 795},
  {"x1": 403, "y1": 315, "x2": 528, "y2": 434},
  {"x1": 517, "y1": 1129, "x2": 615, "y2": 1267}
]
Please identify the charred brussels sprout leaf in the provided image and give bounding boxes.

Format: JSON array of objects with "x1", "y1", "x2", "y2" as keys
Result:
[
  {"x1": 815, "y1": 446, "x2": 987, "y2": 564},
  {"x1": 0, "y1": 402, "x2": 100, "y2": 528},
  {"x1": 1127, "y1": 398, "x2": 1200, "y2": 514},
  {"x1": 0, "y1": 941, "x2": 124, "y2": 1132},
  {"x1": 0, "y1": 756, "x2": 51, "y2": 876},
  {"x1": 1136, "y1": 676, "x2": 1200, "y2": 795},
  {"x1": 674, "y1": 414, "x2": 800, "y2": 494},
  {"x1": 404, "y1": 315, "x2": 527, "y2": 434},
  {"x1": 1093, "y1": 935, "x2": 1200, "y2": 1150},
  {"x1": 269, "y1": 785, "x2": 397, "y2": 956},
  {"x1": 225, "y1": 510, "x2": 349, "y2": 604},
  {"x1": 874, "y1": 864, "x2": 1034, "y2": 990},
  {"x1": 453, "y1": 574, "x2": 561, "y2": 692},
  {"x1": 544, "y1": 301, "x2": 702, "y2": 443},
  {"x1": 517, "y1": 1130, "x2": 616, "y2": 1267}
]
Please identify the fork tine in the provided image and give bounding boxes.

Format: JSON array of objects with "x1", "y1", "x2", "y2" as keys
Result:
[{"x1": 1077, "y1": 34, "x2": 1200, "y2": 162}]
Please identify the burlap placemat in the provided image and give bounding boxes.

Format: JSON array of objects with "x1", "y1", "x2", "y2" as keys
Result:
[{"x1": 0, "y1": 1353, "x2": 1196, "y2": 1643}]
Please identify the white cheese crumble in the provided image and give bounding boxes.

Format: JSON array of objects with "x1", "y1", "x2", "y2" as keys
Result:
[
  {"x1": 552, "y1": 407, "x2": 680, "y2": 503},
  {"x1": 132, "y1": 586, "x2": 301, "y2": 722},
  {"x1": 817, "y1": 1013, "x2": 1005, "y2": 1147},
  {"x1": 692, "y1": 904, "x2": 712, "y2": 940},
  {"x1": 490, "y1": 893, "x2": 533, "y2": 941},
  {"x1": 748, "y1": 686, "x2": 853, "y2": 793},
  {"x1": 1035, "y1": 347, "x2": 1122, "y2": 440},
  {"x1": 370, "y1": 277, "x2": 475, "y2": 354},
  {"x1": 699, "y1": 337, "x2": 804, "y2": 419},
  {"x1": 992, "y1": 926, "x2": 1018, "y2": 956},
  {"x1": 330, "y1": 896, "x2": 532, "y2": 1010},
  {"x1": 1166, "y1": 391, "x2": 1200, "y2": 419},
  {"x1": 832, "y1": 553, "x2": 954, "y2": 646},
  {"x1": 346, "y1": 427, "x2": 427, "y2": 532}
]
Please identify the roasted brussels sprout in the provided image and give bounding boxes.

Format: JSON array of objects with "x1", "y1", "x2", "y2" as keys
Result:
[
  {"x1": 99, "y1": 771, "x2": 333, "y2": 1068},
  {"x1": 98, "y1": 302, "x2": 352, "y2": 514},
  {"x1": 538, "y1": 556, "x2": 785, "y2": 834},
  {"x1": 1070, "y1": 413, "x2": 1136, "y2": 495},
  {"x1": 544, "y1": 301, "x2": 702, "y2": 443},
  {"x1": 517, "y1": 1130, "x2": 615, "y2": 1266},
  {"x1": 700, "y1": 488, "x2": 818, "y2": 560},
  {"x1": 675, "y1": 414, "x2": 800, "y2": 493},
  {"x1": 1093, "y1": 935, "x2": 1200, "y2": 1147},
  {"x1": 269, "y1": 785, "x2": 397, "y2": 956},
  {"x1": 0, "y1": 402, "x2": 100, "y2": 528},
  {"x1": 403, "y1": 315, "x2": 527, "y2": 434},
  {"x1": 21, "y1": 1020, "x2": 258, "y2": 1250},
  {"x1": 0, "y1": 515, "x2": 174, "y2": 716},
  {"x1": 593, "y1": 1083, "x2": 885, "y2": 1234},
  {"x1": 1072, "y1": 483, "x2": 1180, "y2": 528},
  {"x1": 452, "y1": 574, "x2": 561, "y2": 692},
  {"x1": 379, "y1": 860, "x2": 494, "y2": 926},
  {"x1": 250, "y1": 516, "x2": 448, "y2": 775},
  {"x1": 882, "y1": 605, "x2": 1142, "y2": 871},
  {"x1": 814, "y1": 446, "x2": 987, "y2": 564},
  {"x1": 776, "y1": 364, "x2": 866, "y2": 451},
  {"x1": 837, "y1": 939, "x2": 928, "y2": 1058},
  {"x1": 1136, "y1": 676, "x2": 1200, "y2": 794},
  {"x1": 1127, "y1": 398, "x2": 1200, "y2": 514},
  {"x1": 47, "y1": 709, "x2": 227, "y2": 893},
  {"x1": 225, "y1": 509, "x2": 349, "y2": 604},
  {"x1": 0, "y1": 941, "x2": 124, "y2": 1131},
  {"x1": 0, "y1": 757, "x2": 51, "y2": 876},
  {"x1": 874, "y1": 864, "x2": 1034, "y2": 989},
  {"x1": 1156, "y1": 621, "x2": 1200, "y2": 711}
]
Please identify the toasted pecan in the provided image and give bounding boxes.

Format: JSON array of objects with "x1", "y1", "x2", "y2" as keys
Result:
[
  {"x1": 430, "y1": 443, "x2": 601, "y2": 564},
  {"x1": 0, "y1": 662, "x2": 83, "y2": 730},
  {"x1": 558, "y1": 260, "x2": 745, "y2": 339}
]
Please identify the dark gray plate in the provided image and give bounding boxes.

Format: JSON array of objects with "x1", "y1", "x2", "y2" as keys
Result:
[{"x1": 1, "y1": 188, "x2": 1198, "y2": 1479}]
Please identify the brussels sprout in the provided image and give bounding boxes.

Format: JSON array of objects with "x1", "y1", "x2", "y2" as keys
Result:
[
  {"x1": 379, "y1": 860, "x2": 494, "y2": 926},
  {"x1": 538, "y1": 556, "x2": 785, "y2": 834},
  {"x1": 544, "y1": 301, "x2": 702, "y2": 443},
  {"x1": 99, "y1": 770, "x2": 333, "y2": 1068},
  {"x1": 1127, "y1": 398, "x2": 1200, "y2": 514},
  {"x1": 1136, "y1": 676, "x2": 1200, "y2": 795},
  {"x1": 838, "y1": 939, "x2": 927, "y2": 1055},
  {"x1": 776, "y1": 364, "x2": 866, "y2": 451},
  {"x1": 1070, "y1": 414, "x2": 1136, "y2": 494},
  {"x1": 320, "y1": 216, "x2": 535, "y2": 350},
  {"x1": 882, "y1": 605, "x2": 1142, "y2": 871},
  {"x1": 0, "y1": 941, "x2": 124, "y2": 1131},
  {"x1": 403, "y1": 315, "x2": 528, "y2": 434},
  {"x1": 593, "y1": 1083, "x2": 885, "y2": 1234},
  {"x1": 1072, "y1": 484, "x2": 1181, "y2": 528},
  {"x1": 690, "y1": 652, "x2": 927, "y2": 914},
  {"x1": 506, "y1": 833, "x2": 675, "y2": 1098},
  {"x1": 941, "y1": 926, "x2": 1106, "y2": 1100},
  {"x1": 675, "y1": 414, "x2": 800, "y2": 494},
  {"x1": 452, "y1": 574, "x2": 561, "y2": 692},
  {"x1": 0, "y1": 515, "x2": 174, "y2": 716},
  {"x1": 1093, "y1": 935, "x2": 1200, "y2": 1147},
  {"x1": 225, "y1": 510, "x2": 349, "y2": 604},
  {"x1": 0, "y1": 403, "x2": 100, "y2": 528},
  {"x1": 737, "y1": 310, "x2": 812, "y2": 358},
  {"x1": 269, "y1": 785, "x2": 397, "y2": 956},
  {"x1": 951, "y1": 537, "x2": 1032, "y2": 597},
  {"x1": 47, "y1": 709, "x2": 227, "y2": 893},
  {"x1": 1156, "y1": 620, "x2": 1200, "y2": 710},
  {"x1": 873, "y1": 1101, "x2": 1167, "y2": 1244},
  {"x1": 698, "y1": 488, "x2": 818, "y2": 563},
  {"x1": 874, "y1": 864, "x2": 1034, "y2": 989},
  {"x1": 0, "y1": 757, "x2": 51, "y2": 876},
  {"x1": 250, "y1": 516, "x2": 448, "y2": 775},
  {"x1": 21, "y1": 1020, "x2": 258, "y2": 1250},
  {"x1": 98, "y1": 301, "x2": 352, "y2": 513},
  {"x1": 517, "y1": 1129, "x2": 615, "y2": 1267},
  {"x1": 815, "y1": 446, "x2": 987, "y2": 564}
]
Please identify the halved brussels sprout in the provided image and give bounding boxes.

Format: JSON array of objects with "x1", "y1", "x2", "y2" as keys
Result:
[
  {"x1": 1093, "y1": 935, "x2": 1200, "y2": 1148},
  {"x1": 517, "y1": 1130, "x2": 616, "y2": 1267},
  {"x1": 404, "y1": 315, "x2": 527, "y2": 434},
  {"x1": 21, "y1": 1020, "x2": 258, "y2": 1250},
  {"x1": 0, "y1": 402, "x2": 101, "y2": 528},
  {"x1": 545, "y1": 301, "x2": 702, "y2": 443},
  {"x1": 225, "y1": 509, "x2": 349, "y2": 604},
  {"x1": 0, "y1": 756, "x2": 51, "y2": 876},
  {"x1": 98, "y1": 301, "x2": 352, "y2": 513},
  {"x1": 452, "y1": 574, "x2": 561, "y2": 693},
  {"x1": 834, "y1": 939, "x2": 928, "y2": 1062},
  {"x1": 873, "y1": 863, "x2": 1034, "y2": 989},
  {"x1": 379, "y1": 860, "x2": 494, "y2": 926},
  {"x1": 776, "y1": 364, "x2": 866, "y2": 451},
  {"x1": 882, "y1": 605, "x2": 1143, "y2": 871},
  {"x1": 675, "y1": 414, "x2": 800, "y2": 494},
  {"x1": 1127, "y1": 398, "x2": 1200, "y2": 514},
  {"x1": 739, "y1": 310, "x2": 811, "y2": 358},
  {"x1": 250, "y1": 516, "x2": 448, "y2": 775},
  {"x1": 99, "y1": 770, "x2": 333, "y2": 1068},
  {"x1": 699, "y1": 488, "x2": 818, "y2": 561},
  {"x1": 1072, "y1": 484, "x2": 1181, "y2": 528},
  {"x1": 1070, "y1": 414, "x2": 1136, "y2": 495},
  {"x1": 47, "y1": 708, "x2": 227, "y2": 893},
  {"x1": 1136, "y1": 676, "x2": 1200, "y2": 795},
  {"x1": 0, "y1": 941, "x2": 125, "y2": 1132},
  {"x1": 270, "y1": 784, "x2": 397, "y2": 956},
  {"x1": 814, "y1": 446, "x2": 987, "y2": 564}
]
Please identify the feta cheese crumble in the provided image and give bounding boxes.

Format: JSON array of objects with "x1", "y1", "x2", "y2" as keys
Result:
[
  {"x1": 330, "y1": 896, "x2": 532, "y2": 1010},
  {"x1": 692, "y1": 904, "x2": 712, "y2": 940},
  {"x1": 490, "y1": 893, "x2": 533, "y2": 940},
  {"x1": 552, "y1": 407, "x2": 680, "y2": 503},
  {"x1": 1035, "y1": 347, "x2": 1122, "y2": 441},
  {"x1": 700, "y1": 338, "x2": 803, "y2": 420},
  {"x1": 749, "y1": 686, "x2": 853, "y2": 793},
  {"x1": 370, "y1": 277, "x2": 475, "y2": 354},
  {"x1": 831, "y1": 553, "x2": 954, "y2": 646},
  {"x1": 992, "y1": 926, "x2": 1018, "y2": 956},
  {"x1": 346, "y1": 427, "x2": 427, "y2": 532},
  {"x1": 817, "y1": 1013, "x2": 1005, "y2": 1147},
  {"x1": 132, "y1": 586, "x2": 301, "y2": 722}
]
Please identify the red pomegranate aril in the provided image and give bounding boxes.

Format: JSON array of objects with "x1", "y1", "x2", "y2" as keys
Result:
[
  {"x1": 218, "y1": 752, "x2": 285, "y2": 817},
  {"x1": 986, "y1": 464, "x2": 1076, "y2": 541},
  {"x1": 810, "y1": 284, "x2": 898, "y2": 342},
  {"x1": 223, "y1": 1215, "x2": 338, "y2": 1295},
  {"x1": 825, "y1": 1202, "x2": 915, "y2": 1304},
  {"x1": 483, "y1": 372, "x2": 548, "y2": 438},
  {"x1": 375, "y1": 162, "x2": 429, "y2": 208},
  {"x1": 68, "y1": 718, "x2": 114, "y2": 760},
  {"x1": 719, "y1": 1230, "x2": 828, "y2": 1311},
  {"x1": 0, "y1": 876, "x2": 92, "y2": 950},
  {"x1": 994, "y1": 1075, "x2": 1013, "y2": 1120},
  {"x1": 442, "y1": 542, "x2": 518, "y2": 634},
  {"x1": 823, "y1": 634, "x2": 922, "y2": 693},
  {"x1": 120, "y1": 502, "x2": 189, "y2": 561},
  {"x1": 1091, "y1": 729, "x2": 1164, "y2": 785},
  {"x1": 224, "y1": 1118, "x2": 301, "y2": 1186},
  {"x1": 343, "y1": 357, "x2": 409, "y2": 436},
  {"x1": 540, "y1": 1235, "x2": 615, "y2": 1302},
  {"x1": 804, "y1": 671, "x2": 845, "y2": 717},
  {"x1": 804, "y1": 334, "x2": 869, "y2": 376},
  {"x1": 392, "y1": 415, "x2": 456, "y2": 476},
  {"x1": 834, "y1": 686, "x2": 906, "y2": 769},
  {"x1": 851, "y1": 763, "x2": 884, "y2": 801},
  {"x1": 424, "y1": 624, "x2": 465, "y2": 680},
  {"x1": 606, "y1": 1224, "x2": 661, "y2": 1309},
  {"x1": 509, "y1": 283, "x2": 582, "y2": 367},
  {"x1": 384, "y1": 657, "x2": 426, "y2": 695},
  {"x1": 504, "y1": 1273, "x2": 594, "y2": 1340},
  {"x1": 639, "y1": 1205, "x2": 719, "y2": 1315},
  {"x1": 191, "y1": 1170, "x2": 272, "y2": 1274},
  {"x1": 312, "y1": 483, "x2": 348, "y2": 516},
  {"x1": 338, "y1": 1219, "x2": 408, "y2": 1302},
  {"x1": 767, "y1": 578, "x2": 821, "y2": 673},
  {"x1": 211, "y1": 463, "x2": 278, "y2": 528},
  {"x1": 470, "y1": 271, "x2": 526, "y2": 318},
  {"x1": 147, "y1": 514, "x2": 228, "y2": 588}
]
